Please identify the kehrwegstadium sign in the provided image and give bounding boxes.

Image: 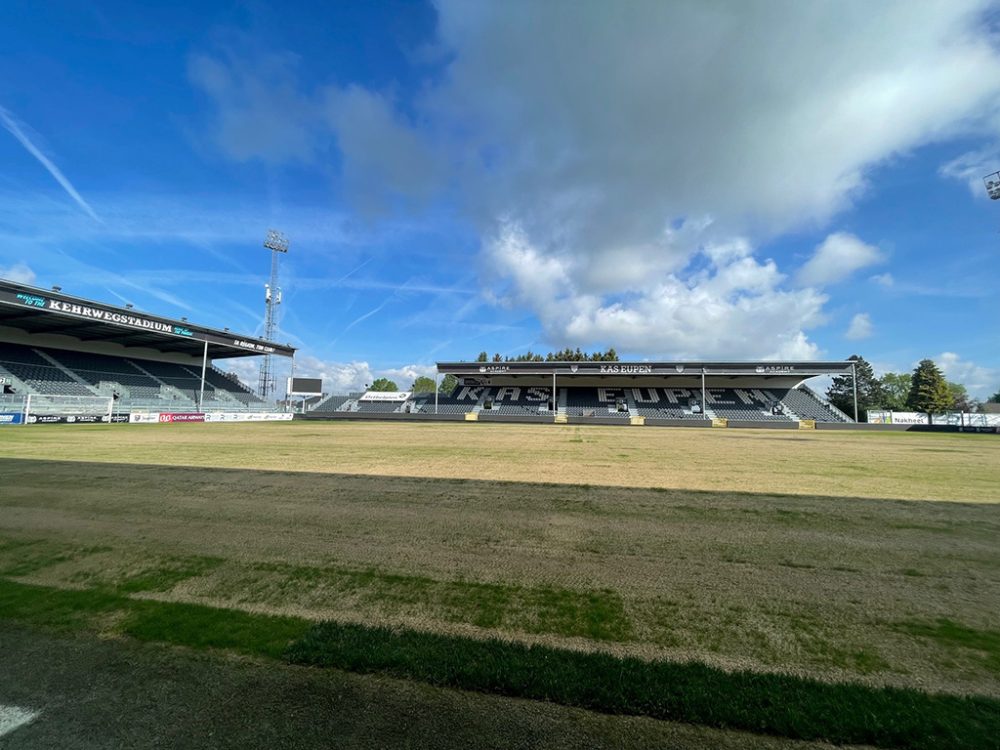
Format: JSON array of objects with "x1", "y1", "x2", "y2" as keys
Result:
[{"x1": 0, "y1": 284, "x2": 294, "y2": 357}]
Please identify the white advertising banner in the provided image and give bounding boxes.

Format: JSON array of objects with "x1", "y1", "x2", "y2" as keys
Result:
[
  {"x1": 129, "y1": 411, "x2": 292, "y2": 424},
  {"x1": 203, "y1": 412, "x2": 293, "y2": 423},
  {"x1": 360, "y1": 391, "x2": 411, "y2": 402},
  {"x1": 867, "y1": 410, "x2": 1000, "y2": 426}
]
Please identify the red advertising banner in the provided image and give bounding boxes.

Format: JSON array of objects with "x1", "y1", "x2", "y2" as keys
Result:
[{"x1": 158, "y1": 413, "x2": 205, "y2": 423}]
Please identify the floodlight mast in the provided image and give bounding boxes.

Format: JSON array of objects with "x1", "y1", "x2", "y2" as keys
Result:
[
  {"x1": 257, "y1": 230, "x2": 289, "y2": 399},
  {"x1": 984, "y1": 171, "x2": 1000, "y2": 200}
]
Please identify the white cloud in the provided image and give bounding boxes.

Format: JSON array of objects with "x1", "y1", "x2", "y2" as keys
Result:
[
  {"x1": 845, "y1": 312, "x2": 874, "y2": 340},
  {"x1": 379, "y1": 363, "x2": 437, "y2": 387},
  {"x1": 291, "y1": 355, "x2": 374, "y2": 393},
  {"x1": 937, "y1": 352, "x2": 998, "y2": 399},
  {"x1": 870, "y1": 273, "x2": 895, "y2": 287},
  {"x1": 0, "y1": 262, "x2": 36, "y2": 285},
  {"x1": 488, "y1": 223, "x2": 825, "y2": 359},
  {"x1": 797, "y1": 233, "x2": 884, "y2": 287},
  {"x1": 940, "y1": 145, "x2": 1000, "y2": 196},
  {"x1": 191, "y1": 2, "x2": 1000, "y2": 358}
]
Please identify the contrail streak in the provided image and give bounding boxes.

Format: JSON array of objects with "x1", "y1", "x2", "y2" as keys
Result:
[{"x1": 0, "y1": 106, "x2": 101, "y2": 223}]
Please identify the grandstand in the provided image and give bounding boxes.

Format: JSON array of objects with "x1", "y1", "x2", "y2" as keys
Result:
[
  {"x1": 309, "y1": 362, "x2": 855, "y2": 426},
  {"x1": 0, "y1": 279, "x2": 294, "y2": 420}
]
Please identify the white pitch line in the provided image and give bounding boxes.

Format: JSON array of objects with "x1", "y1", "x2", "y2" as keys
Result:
[{"x1": 0, "y1": 705, "x2": 40, "y2": 737}]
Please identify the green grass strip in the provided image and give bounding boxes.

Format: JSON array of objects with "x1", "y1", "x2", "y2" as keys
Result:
[
  {"x1": 123, "y1": 600, "x2": 310, "y2": 659},
  {"x1": 286, "y1": 621, "x2": 1000, "y2": 750},
  {"x1": 3, "y1": 578, "x2": 998, "y2": 750}
]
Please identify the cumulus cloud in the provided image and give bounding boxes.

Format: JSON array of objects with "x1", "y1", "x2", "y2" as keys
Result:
[
  {"x1": 797, "y1": 233, "x2": 884, "y2": 287},
  {"x1": 488, "y1": 222, "x2": 825, "y2": 359},
  {"x1": 192, "y1": 0, "x2": 1000, "y2": 358},
  {"x1": 0, "y1": 261, "x2": 36, "y2": 285},
  {"x1": 845, "y1": 312, "x2": 874, "y2": 340},
  {"x1": 379, "y1": 363, "x2": 437, "y2": 386},
  {"x1": 291, "y1": 355, "x2": 374, "y2": 393},
  {"x1": 937, "y1": 352, "x2": 998, "y2": 399}
]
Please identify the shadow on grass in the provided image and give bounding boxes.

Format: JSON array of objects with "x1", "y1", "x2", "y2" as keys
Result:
[{"x1": 1, "y1": 578, "x2": 997, "y2": 750}]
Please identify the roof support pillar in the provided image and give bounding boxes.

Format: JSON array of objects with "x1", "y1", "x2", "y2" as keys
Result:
[
  {"x1": 852, "y1": 361, "x2": 859, "y2": 423},
  {"x1": 701, "y1": 368, "x2": 707, "y2": 420},
  {"x1": 198, "y1": 339, "x2": 208, "y2": 412}
]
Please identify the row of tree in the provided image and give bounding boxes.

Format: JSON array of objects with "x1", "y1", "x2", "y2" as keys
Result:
[
  {"x1": 827, "y1": 355, "x2": 999, "y2": 419},
  {"x1": 366, "y1": 375, "x2": 458, "y2": 394},
  {"x1": 475, "y1": 348, "x2": 619, "y2": 363}
]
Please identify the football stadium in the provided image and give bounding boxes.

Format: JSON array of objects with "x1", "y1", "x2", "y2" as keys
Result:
[{"x1": 2, "y1": 275, "x2": 999, "y2": 750}]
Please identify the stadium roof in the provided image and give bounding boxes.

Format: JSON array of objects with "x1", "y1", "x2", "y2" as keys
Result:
[
  {"x1": 437, "y1": 360, "x2": 854, "y2": 377},
  {"x1": 0, "y1": 278, "x2": 295, "y2": 359}
]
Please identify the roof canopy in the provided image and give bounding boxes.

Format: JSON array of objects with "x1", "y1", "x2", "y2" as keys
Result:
[
  {"x1": 437, "y1": 360, "x2": 853, "y2": 377},
  {"x1": 0, "y1": 279, "x2": 295, "y2": 359}
]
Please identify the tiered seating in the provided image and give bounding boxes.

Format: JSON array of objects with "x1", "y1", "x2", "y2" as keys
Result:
[
  {"x1": 44, "y1": 349, "x2": 162, "y2": 399},
  {"x1": 416, "y1": 386, "x2": 483, "y2": 413},
  {"x1": 779, "y1": 388, "x2": 848, "y2": 422},
  {"x1": 134, "y1": 359, "x2": 209, "y2": 402},
  {"x1": 565, "y1": 388, "x2": 630, "y2": 418},
  {"x1": 480, "y1": 386, "x2": 552, "y2": 415},
  {"x1": 0, "y1": 342, "x2": 270, "y2": 408},
  {"x1": 630, "y1": 388, "x2": 703, "y2": 419},
  {"x1": 311, "y1": 394, "x2": 351, "y2": 412},
  {"x1": 199, "y1": 366, "x2": 262, "y2": 401},
  {"x1": 705, "y1": 388, "x2": 793, "y2": 422},
  {"x1": 0, "y1": 343, "x2": 94, "y2": 396},
  {"x1": 355, "y1": 400, "x2": 402, "y2": 413}
]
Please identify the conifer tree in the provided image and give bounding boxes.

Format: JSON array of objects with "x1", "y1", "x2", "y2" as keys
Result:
[
  {"x1": 906, "y1": 359, "x2": 951, "y2": 414},
  {"x1": 826, "y1": 355, "x2": 882, "y2": 421}
]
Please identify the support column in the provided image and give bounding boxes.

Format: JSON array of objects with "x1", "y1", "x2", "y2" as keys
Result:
[
  {"x1": 198, "y1": 340, "x2": 208, "y2": 411},
  {"x1": 552, "y1": 371, "x2": 556, "y2": 412},
  {"x1": 852, "y1": 361, "x2": 859, "y2": 423},
  {"x1": 434, "y1": 370, "x2": 439, "y2": 415},
  {"x1": 701, "y1": 368, "x2": 707, "y2": 420},
  {"x1": 288, "y1": 353, "x2": 296, "y2": 414}
]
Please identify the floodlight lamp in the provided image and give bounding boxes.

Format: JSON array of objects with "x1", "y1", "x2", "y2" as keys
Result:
[
  {"x1": 264, "y1": 229, "x2": 289, "y2": 253},
  {"x1": 984, "y1": 171, "x2": 1000, "y2": 200}
]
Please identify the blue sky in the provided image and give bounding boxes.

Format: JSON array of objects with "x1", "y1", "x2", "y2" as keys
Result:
[{"x1": 1, "y1": 1, "x2": 999, "y2": 396}]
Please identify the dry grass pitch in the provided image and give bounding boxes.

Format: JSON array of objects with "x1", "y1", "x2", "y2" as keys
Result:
[{"x1": 1, "y1": 420, "x2": 999, "y2": 702}]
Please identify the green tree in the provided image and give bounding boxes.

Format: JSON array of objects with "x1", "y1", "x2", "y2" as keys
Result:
[
  {"x1": 879, "y1": 372, "x2": 911, "y2": 410},
  {"x1": 988, "y1": 390, "x2": 1000, "y2": 404},
  {"x1": 946, "y1": 381, "x2": 979, "y2": 412},
  {"x1": 369, "y1": 377, "x2": 398, "y2": 392},
  {"x1": 826, "y1": 355, "x2": 882, "y2": 421},
  {"x1": 438, "y1": 373, "x2": 458, "y2": 395},
  {"x1": 906, "y1": 359, "x2": 951, "y2": 414},
  {"x1": 476, "y1": 351, "x2": 488, "y2": 362},
  {"x1": 410, "y1": 376, "x2": 436, "y2": 393}
]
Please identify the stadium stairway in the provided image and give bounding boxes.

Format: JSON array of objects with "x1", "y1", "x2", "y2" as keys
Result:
[
  {"x1": 623, "y1": 389, "x2": 640, "y2": 418},
  {"x1": 33, "y1": 349, "x2": 100, "y2": 396}
]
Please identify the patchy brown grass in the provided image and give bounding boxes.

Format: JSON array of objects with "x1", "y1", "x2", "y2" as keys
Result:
[
  {"x1": 1, "y1": 421, "x2": 999, "y2": 698},
  {"x1": 1, "y1": 420, "x2": 999, "y2": 501}
]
